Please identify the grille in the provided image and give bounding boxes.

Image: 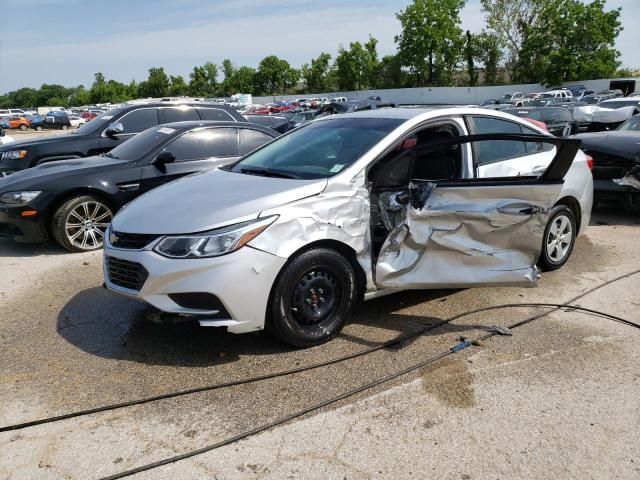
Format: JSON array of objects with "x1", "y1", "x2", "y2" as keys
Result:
[
  {"x1": 106, "y1": 256, "x2": 149, "y2": 291},
  {"x1": 110, "y1": 231, "x2": 159, "y2": 250}
]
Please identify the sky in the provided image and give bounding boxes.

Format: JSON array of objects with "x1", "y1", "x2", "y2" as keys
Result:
[{"x1": 1, "y1": 0, "x2": 639, "y2": 94}]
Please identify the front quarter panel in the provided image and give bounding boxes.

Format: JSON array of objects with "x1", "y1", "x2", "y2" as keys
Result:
[{"x1": 249, "y1": 168, "x2": 374, "y2": 286}]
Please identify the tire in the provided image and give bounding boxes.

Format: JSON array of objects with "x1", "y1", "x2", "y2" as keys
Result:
[
  {"x1": 268, "y1": 248, "x2": 357, "y2": 347},
  {"x1": 19, "y1": 124, "x2": 27, "y2": 131},
  {"x1": 538, "y1": 205, "x2": 577, "y2": 271},
  {"x1": 51, "y1": 195, "x2": 113, "y2": 252},
  {"x1": 35, "y1": 125, "x2": 43, "y2": 131},
  {"x1": 61, "y1": 124, "x2": 68, "y2": 130},
  {"x1": 624, "y1": 192, "x2": 640, "y2": 213}
]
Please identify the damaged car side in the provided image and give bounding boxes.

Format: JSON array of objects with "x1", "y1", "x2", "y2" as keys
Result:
[
  {"x1": 103, "y1": 109, "x2": 591, "y2": 347},
  {"x1": 573, "y1": 115, "x2": 640, "y2": 211}
]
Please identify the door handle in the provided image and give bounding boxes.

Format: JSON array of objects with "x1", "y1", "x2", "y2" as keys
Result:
[{"x1": 498, "y1": 205, "x2": 542, "y2": 215}]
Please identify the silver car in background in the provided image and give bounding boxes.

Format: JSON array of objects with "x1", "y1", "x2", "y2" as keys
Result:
[{"x1": 104, "y1": 108, "x2": 592, "y2": 347}]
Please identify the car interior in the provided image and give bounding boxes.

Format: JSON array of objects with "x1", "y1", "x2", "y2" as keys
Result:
[{"x1": 367, "y1": 122, "x2": 463, "y2": 260}]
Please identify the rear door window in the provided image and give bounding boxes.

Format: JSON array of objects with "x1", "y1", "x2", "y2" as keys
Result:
[
  {"x1": 198, "y1": 108, "x2": 235, "y2": 121},
  {"x1": 471, "y1": 116, "x2": 526, "y2": 164},
  {"x1": 158, "y1": 107, "x2": 200, "y2": 124},
  {"x1": 239, "y1": 129, "x2": 274, "y2": 155},
  {"x1": 118, "y1": 108, "x2": 159, "y2": 133},
  {"x1": 165, "y1": 128, "x2": 239, "y2": 162}
]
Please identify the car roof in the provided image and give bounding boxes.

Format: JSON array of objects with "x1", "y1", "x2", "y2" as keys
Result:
[
  {"x1": 155, "y1": 120, "x2": 278, "y2": 134},
  {"x1": 318, "y1": 106, "x2": 552, "y2": 126}
]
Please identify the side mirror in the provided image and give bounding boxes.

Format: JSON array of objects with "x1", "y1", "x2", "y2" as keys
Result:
[
  {"x1": 105, "y1": 122, "x2": 124, "y2": 137},
  {"x1": 152, "y1": 151, "x2": 175, "y2": 173}
]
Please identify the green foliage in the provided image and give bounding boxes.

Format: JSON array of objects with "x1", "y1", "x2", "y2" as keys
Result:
[
  {"x1": 169, "y1": 75, "x2": 188, "y2": 96},
  {"x1": 513, "y1": 0, "x2": 622, "y2": 85},
  {"x1": 475, "y1": 31, "x2": 504, "y2": 85},
  {"x1": 376, "y1": 55, "x2": 407, "y2": 89},
  {"x1": 188, "y1": 62, "x2": 218, "y2": 96},
  {"x1": 138, "y1": 67, "x2": 171, "y2": 97},
  {"x1": 255, "y1": 55, "x2": 299, "y2": 94},
  {"x1": 301, "y1": 52, "x2": 333, "y2": 93},
  {"x1": 334, "y1": 36, "x2": 379, "y2": 91},
  {"x1": 226, "y1": 66, "x2": 257, "y2": 95},
  {"x1": 395, "y1": 0, "x2": 466, "y2": 86}
]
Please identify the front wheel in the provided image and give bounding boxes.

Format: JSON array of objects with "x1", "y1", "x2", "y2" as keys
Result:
[
  {"x1": 538, "y1": 205, "x2": 576, "y2": 271},
  {"x1": 51, "y1": 195, "x2": 113, "y2": 252},
  {"x1": 268, "y1": 248, "x2": 357, "y2": 347},
  {"x1": 35, "y1": 125, "x2": 43, "y2": 131},
  {"x1": 19, "y1": 124, "x2": 27, "y2": 131},
  {"x1": 61, "y1": 124, "x2": 68, "y2": 130}
]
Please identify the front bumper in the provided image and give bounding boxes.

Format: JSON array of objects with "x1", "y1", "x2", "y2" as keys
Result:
[
  {"x1": 0, "y1": 204, "x2": 47, "y2": 243},
  {"x1": 103, "y1": 245, "x2": 287, "y2": 334}
]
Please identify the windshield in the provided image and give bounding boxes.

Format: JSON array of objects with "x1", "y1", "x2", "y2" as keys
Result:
[
  {"x1": 230, "y1": 117, "x2": 402, "y2": 179},
  {"x1": 71, "y1": 107, "x2": 126, "y2": 135},
  {"x1": 617, "y1": 116, "x2": 640, "y2": 132},
  {"x1": 106, "y1": 125, "x2": 174, "y2": 160}
]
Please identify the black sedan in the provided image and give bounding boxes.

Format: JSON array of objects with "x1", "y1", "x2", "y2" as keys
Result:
[
  {"x1": 572, "y1": 115, "x2": 640, "y2": 211},
  {"x1": 0, "y1": 121, "x2": 278, "y2": 251},
  {"x1": 503, "y1": 107, "x2": 579, "y2": 137},
  {"x1": 0, "y1": 103, "x2": 245, "y2": 174}
]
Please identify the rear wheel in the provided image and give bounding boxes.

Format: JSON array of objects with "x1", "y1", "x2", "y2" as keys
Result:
[
  {"x1": 61, "y1": 124, "x2": 68, "y2": 130},
  {"x1": 268, "y1": 248, "x2": 357, "y2": 347},
  {"x1": 35, "y1": 125, "x2": 43, "y2": 131},
  {"x1": 51, "y1": 195, "x2": 113, "y2": 252},
  {"x1": 19, "y1": 124, "x2": 27, "y2": 131},
  {"x1": 539, "y1": 205, "x2": 576, "y2": 271}
]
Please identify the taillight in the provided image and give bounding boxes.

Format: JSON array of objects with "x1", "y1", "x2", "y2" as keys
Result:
[{"x1": 585, "y1": 154, "x2": 594, "y2": 171}]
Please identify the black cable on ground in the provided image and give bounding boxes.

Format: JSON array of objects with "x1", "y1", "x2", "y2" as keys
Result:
[
  {"x1": 99, "y1": 302, "x2": 640, "y2": 480},
  {"x1": 1, "y1": 268, "x2": 639, "y2": 435}
]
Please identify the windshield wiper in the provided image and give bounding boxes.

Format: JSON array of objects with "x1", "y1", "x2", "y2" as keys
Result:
[{"x1": 239, "y1": 167, "x2": 301, "y2": 179}]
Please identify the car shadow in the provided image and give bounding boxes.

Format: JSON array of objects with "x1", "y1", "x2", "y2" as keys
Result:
[
  {"x1": 0, "y1": 238, "x2": 70, "y2": 257},
  {"x1": 590, "y1": 204, "x2": 640, "y2": 227},
  {"x1": 57, "y1": 286, "x2": 482, "y2": 368}
]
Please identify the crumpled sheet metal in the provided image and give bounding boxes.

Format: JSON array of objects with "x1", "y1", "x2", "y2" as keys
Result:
[
  {"x1": 250, "y1": 169, "x2": 376, "y2": 286},
  {"x1": 613, "y1": 166, "x2": 640, "y2": 190},
  {"x1": 375, "y1": 183, "x2": 560, "y2": 289},
  {"x1": 573, "y1": 105, "x2": 638, "y2": 124}
]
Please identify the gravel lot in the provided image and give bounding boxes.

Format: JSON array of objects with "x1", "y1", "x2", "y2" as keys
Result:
[{"x1": 0, "y1": 206, "x2": 639, "y2": 479}]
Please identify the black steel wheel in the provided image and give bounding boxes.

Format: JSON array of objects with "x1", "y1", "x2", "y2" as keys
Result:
[{"x1": 269, "y1": 247, "x2": 357, "y2": 347}]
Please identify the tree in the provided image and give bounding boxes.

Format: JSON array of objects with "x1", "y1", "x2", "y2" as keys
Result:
[
  {"x1": 256, "y1": 55, "x2": 297, "y2": 94},
  {"x1": 169, "y1": 75, "x2": 188, "y2": 96},
  {"x1": 377, "y1": 55, "x2": 406, "y2": 89},
  {"x1": 221, "y1": 59, "x2": 235, "y2": 81},
  {"x1": 334, "y1": 39, "x2": 378, "y2": 91},
  {"x1": 480, "y1": 0, "x2": 545, "y2": 71},
  {"x1": 188, "y1": 62, "x2": 218, "y2": 96},
  {"x1": 465, "y1": 31, "x2": 478, "y2": 86},
  {"x1": 227, "y1": 66, "x2": 257, "y2": 94},
  {"x1": 514, "y1": 0, "x2": 622, "y2": 85},
  {"x1": 475, "y1": 31, "x2": 503, "y2": 85},
  {"x1": 89, "y1": 72, "x2": 108, "y2": 103},
  {"x1": 301, "y1": 52, "x2": 333, "y2": 92},
  {"x1": 138, "y1": 67, "x2": 171, "y2": 97},
  {"x1": 395, "y1": 0, "x2": 466, "y2": 86}
]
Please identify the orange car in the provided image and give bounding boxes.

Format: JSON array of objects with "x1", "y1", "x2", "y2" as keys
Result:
[{"x1": 8, "y1": 116, "x2": 31, "y2": 131}]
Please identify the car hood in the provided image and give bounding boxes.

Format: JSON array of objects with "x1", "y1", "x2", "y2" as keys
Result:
[
  {"x1": 0, "y1": 156, "x2": 128, "y2": 191},
  {"x1": 573, "y1": 131, "x2": 640, "y2": 161},
  {"x1": 112, "y1": 168, "x2": 328, "y2": 234},
  {"x1": 0, "y1": 132, "x2": 81, "y2": 151}
]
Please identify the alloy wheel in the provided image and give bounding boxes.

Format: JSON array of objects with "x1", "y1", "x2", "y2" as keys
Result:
[
  {"x1": 546, "y1": 213, "x2": 573, "y2": 263},
  {"x1": 65, "y1": 201, "x2": 112, "y2": 250}
]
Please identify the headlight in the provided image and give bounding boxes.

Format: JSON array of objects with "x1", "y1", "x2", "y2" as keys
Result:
[
  {"x1": 153, "y1": 216, "x2": 277, "y2": 259},
  {"x1": 3, "y1": 150, "x2": 28, "y2": 160},
  {"x1": 0, "y1": 191, "x2": 42, "y2": 205}
]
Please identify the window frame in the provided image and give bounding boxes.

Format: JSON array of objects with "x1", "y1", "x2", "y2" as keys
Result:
[
  {"x1": 197, "y1": 107, "x2": 236, "y2": 121},
  {"x1": 102, "y1": 107, "x2": 159, "y2": 137},
  {"x1": 157, "y1": 106, "x2": 201, "y2": 124},
  {"x1": 466, "y1": 114, "x2": 554, "y2": 170}
]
